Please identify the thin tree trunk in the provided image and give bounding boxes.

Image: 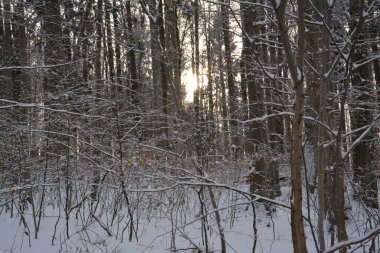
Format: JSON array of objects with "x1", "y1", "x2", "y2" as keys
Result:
[
  {"x1": 165, "y1": 2, "x2": 181, "y2": 112},
  {"x1": 12, "y1": 1, "x2": 28, "y2": 103},
  {"x1": 2, "y1": 0, "x2": 12, "y2": 98},
  {"x1": 372, "y1": 44, "x2": 380, "y2": 99},
  {"x1": 350, "y1": 0, "x2": 378, "y2": 209},
  {"x1": 147, "y1": 0, "x2": 162, "y2": 109},
  {"x1": 105, "y1": 0, "x2": 115, "y2": 91},
  {"x1": 272, "y1": 0, "x2": 308, "y2": 251},
  {"x1": 218, "y1": 50, "x2": 228, "y2": 153},
  {"x1": 125, "y1": 1, "x2": 139, "y2": 108},
  {"x1": 205, "y1": 14, "x2": 215, "y2": 154},
  {"x1": 158, "y1": 0, "x2": 168, "y2": 115},
  {"x1": 12, "y1": 0, "x2": 31, "y2": 200},
  {"x1": 240, "y1": 0, "x2": 252, "y2": 155},
  {"x1": 79, "y1": 0, "x2": 94, "y2": 83},
  {"x1": 42, "y1": 0, "x2": 62, "y2": 94},
  {"x1": 91, "y1": 0, "x2": 103, "y2": 201},
  {"x1": 207, "y1": 186, "x2": 226, "y2": 253},
  {"x1": 112, "y1": 0, "x2": 123, "y2": 92},
  {"x1": 221, "y1": 0, "x2": 237, "y2": 157},
  {"x1": 267, "y1": 29, "x2": 284, "y2": 151}
]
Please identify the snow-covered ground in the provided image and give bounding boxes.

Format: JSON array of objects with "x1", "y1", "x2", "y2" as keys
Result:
[
  {"x1": 0, "y1": 201, "x2": 297, "y2": 252},
  {"x1": 0, "y1": 162, "x2": 378, "y2": 253}
]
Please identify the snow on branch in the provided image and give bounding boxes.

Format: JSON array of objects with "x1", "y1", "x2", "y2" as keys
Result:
[
  {"x1": 237, "y1": 112, "x2": 336, "y2": 136},
  {"x1": 342, "y1": 113, "x2": 380, "y2": 159},
  {"x1": 0, "y1": 61, "x2": 82, "y2": 71},
  {"x1": 0, "y1": 183, "x2": 56, "y2": 195},
  {"x1": 90, "y1": 211, "x2": 115, "y2": 237},
  {"x1": 323, "y1": 228, "x2": 380, "y2": 253},
  {"x1": 0, "y1": 99, "x2": 108, "y2": 119},
  {"x1": 352, "y1": 55, "x2": 380, "y2": 71}
]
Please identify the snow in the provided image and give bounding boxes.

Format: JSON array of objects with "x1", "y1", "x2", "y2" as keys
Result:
[
  {"x1": 296, "y1": 67, "x2": 302, "y2": 81},
  {"x1": 263, "y1": 67, "x2": 276, "y2": 79},
  {"x1": 0, "y1": 165, "x2": 378, "y2": 253},
  {"x1": 275, "y1": 0, "x2": 281, "y2": 9},
  {"x1": 342, "y1": 52, "x2": 349, "y2": 61},
  {"x1": 0, "y1": 181, "x2": 295, "y2": 253},
  {"x1": 303, "y1": 141, "x2": 316, "y2": 185},
  {"x1": 323, "y1": 228, "x2": 380, "y2": 253},
  {"x1": 0, "y1": 205, "x2": 298, "y2": 253}
]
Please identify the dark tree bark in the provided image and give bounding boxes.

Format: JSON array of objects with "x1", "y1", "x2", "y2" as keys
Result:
[
  {"x1": 205, "y1": 17, "x2": 215, "y2": 145},
  {"x1": 146, "y1": 0, "x2": 162, "y2": 109},
  {"x1": 350, "y1": 0, "x2": 378, "y2": 209},
  {"x1": 95, "y1": 0, "x2": 103, "y2": 93},
  {"x1": 271, "y1": 0, "x2": 308, "y2": 251},
  {"x1": 41, "y1": 0, "x2": 62, "y2": 94},
  {"x1": 218, "y1": 45, "x2": 229, "y2": 151},
  {"x1": 240, "y1": 2, "x2": 267, "y2": 154},
  {"x1": 12, "y1": 0, "x2": 28, "y2": 103},
  {"x1": 165, "y1": 1, "x2": 182, "y2": 112},
  {"x1": 220, "y1": 0, "x2": 238, "y2": 157},
  {"x1": 1, "y1": 0, "x2": 12, "y2": 99},
  {"x1": 0, "y1": 0, "x2": 3, "y2": 61},
  {"x1": 105, "y1": 0, "x2": 115, "y2": 91},
  {"x1": 304, "y1": 1, "x2": 331, "y2": 250},
  {"x1": 112, "y1": 0, "x2": 123, "y2": 92},
  {"x1": 267, "y1": 29, "x2": 284, "y2": 151},
  {"x1": 241, "y1": 2, "x2": 282, "y2": 200},
  {"x1": 79, "y1": 0, "x2": 94, "y2": 84},
  {"x1": 240, "y1": 0, "x2": 252, "y2": 153},
  {"x1": 125, "y1": 0, "x2": 139, "y2": 108},
  {"x1": 158, "y1": 0, "x2": 168, "y2": 115},
  {"x1": 193, "y1": 0, "x2": 203, "y2": 161}
]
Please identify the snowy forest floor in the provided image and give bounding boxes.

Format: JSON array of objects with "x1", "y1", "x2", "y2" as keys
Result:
[{"x1": 0, "y1": 159, "x2": 378, "y2": 253}]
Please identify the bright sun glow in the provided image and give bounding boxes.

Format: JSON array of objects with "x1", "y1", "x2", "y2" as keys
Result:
[{"x1": 184, "y1": 70, "x2": 198, "y2": 103}]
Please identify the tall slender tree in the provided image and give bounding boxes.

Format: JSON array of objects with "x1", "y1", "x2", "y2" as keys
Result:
[
  {"x1": 221, "y1": 0, "x2": 237, "y2": 156},
  {"x1": 350, "y1": 0, "x2": 378, "y2": 209},
  {"x1": 271, "y1": 0, "x2": 308, "y2": 251}
]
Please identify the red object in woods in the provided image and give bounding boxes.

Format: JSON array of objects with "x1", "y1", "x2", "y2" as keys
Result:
[{"x1": 247, "y1": 174, "x2": 254, "y2": 183}]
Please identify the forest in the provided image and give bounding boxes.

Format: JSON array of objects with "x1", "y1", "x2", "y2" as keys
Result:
[{"x1": 0, "y1": 0, "x2": 379, "y2": 252}]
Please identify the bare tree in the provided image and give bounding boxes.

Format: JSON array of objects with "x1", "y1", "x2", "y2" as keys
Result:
[{"x1": 270, "y1": 0, "x2": 308, "y2": 251}]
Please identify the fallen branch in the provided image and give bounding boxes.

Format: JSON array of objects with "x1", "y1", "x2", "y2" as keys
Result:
[
  {"x1": 90, "y1": 211, "x2": 115, "y2": 237},
  {"x1": 323, "y1": 228, "x2": 380, "y2": 253}
]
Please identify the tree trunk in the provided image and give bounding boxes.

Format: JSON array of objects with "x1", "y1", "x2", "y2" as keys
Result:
[
  {"x1": 349, "y1": 0, "x2": 378, "y2": 209},
  {"x1": 1, "y1": 0, "x2": 12, "y2": 99},
  {"x1": 147, "y1": 0, "x2": 163, "y2": 109},
  {"x1": 267, "y1": 30, "x2": 284, "y2": 151},
  {"x1": 11, "y1": 0, "x2": 30, "y2": 188},
  {"x1": 42, "y1": 0, "x2": 62, "y2": 94},
  {"x1": 12, "y1": 1, "x2": 28, "y2": 103},
  {"x1": 240, "y1": 0, "x2": 252, "y2": 154},
  {"x1": 272, "y1": 0, "x2": 308, "y2": 251},
  {"x1": 95, "y1": 0, "x2": 103, "y2": 92},
  {"x1": 165, "y1": 2, "x2": 182, "y2": 112},
  {"x1": 218, "y1": 48, "x2": 228, "y2": 153},
  {"x1": 372, "y1": 44, "x2": 380, "y2": 100},
  {"x1": 221, "y1": 0, "x2": 237, "y2": 157},
  {"x1": 157, "y1": 0, "x2": 168, "y2": 115},
  {"x1": 112, "y1": 0, "x2": 123, "y2": 93},
  {"x1": 241, "y1": 2, "x2": 267, "y2": 155},
  {"x1": 79, "y1": 0, "x2": 94, "y2": 84},
  {"x1": 205, "y1": 18, "x2": 215, "y2": 154},
  {"x1": 91, "y1": 0, "x2": 104, "y2": 200},
  {"x1": 126, "y1": 1, "x2": 139, "y2": 108},
  {"x1": 105, "y1": 0, "x2": 115, "y2": 92}
]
